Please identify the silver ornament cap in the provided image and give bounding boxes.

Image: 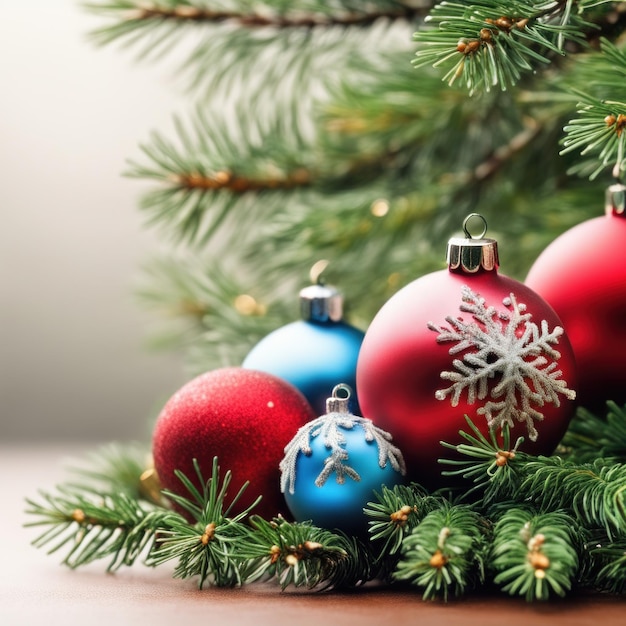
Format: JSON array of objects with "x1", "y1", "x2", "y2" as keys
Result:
[
  {"x1": 299, "y1": 283, "x2": 343, "y2": 322},
  {"x1": 606, "y1": 183, "x2": 626, "y2": 217},
  {"x1": 447, "y1": 213, "x2": 499, "y2": 274}
]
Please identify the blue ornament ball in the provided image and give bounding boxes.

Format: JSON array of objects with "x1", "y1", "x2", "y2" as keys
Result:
[
  {"x1": 243, "y1": 319, "x2": 365, "y2": 415},
  {"x1": 280, "y1": 385, "x2": 406, "y2": 534}
]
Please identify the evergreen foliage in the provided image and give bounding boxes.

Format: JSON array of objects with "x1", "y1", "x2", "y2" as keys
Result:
[
  {"x1": 23, "y1": 0, "x2": 626, "y2": 603},
  {"x1": 25, "y1": 403, "x2": 626, "y2": 601},
  {"x1": 82, "y1": 0, "x2": 626, "y2": 370}
]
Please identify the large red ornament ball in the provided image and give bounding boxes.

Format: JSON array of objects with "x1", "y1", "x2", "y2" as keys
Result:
[
  {"x1": 152, "y1": 367, "x2": 316, "y2": 520},
  {"x1": 526, "y1": 185, "x2": 626, "y2": 412},
  {"x1": 356, "y1": 266, "x2": 578, "y2": 490}
]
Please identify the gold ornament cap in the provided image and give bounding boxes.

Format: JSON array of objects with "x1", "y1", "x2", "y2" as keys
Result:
[
  {"x1": 606, "y1": 183, "x2": 626, "y2": 217},
  {"x1": 300, "y1": 283, "x2": 343, "y2": 322},
  {"x1": 447, "y1": 213, "x2": 499, "y2": 274}
]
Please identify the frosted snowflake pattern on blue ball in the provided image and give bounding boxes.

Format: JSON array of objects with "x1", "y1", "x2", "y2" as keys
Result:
[{"x1": 279, "y1": 384, "x2": 406, "y2": 532}]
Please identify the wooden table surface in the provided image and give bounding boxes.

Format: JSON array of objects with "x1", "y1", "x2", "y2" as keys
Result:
[{"x1": 2, "y1": 444, "x2": 624, "y2": 626}]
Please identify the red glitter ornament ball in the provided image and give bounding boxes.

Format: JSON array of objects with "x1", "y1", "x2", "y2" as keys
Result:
[
  {"x1": 526, "y1": 184, "x2": 626, "y2": 412},
  {"x1": 152, "y1": 367, "x2": 316, "y2": 520},
  {"x1": 356, "y1": 216, "x2": 578, "y2": 489}
]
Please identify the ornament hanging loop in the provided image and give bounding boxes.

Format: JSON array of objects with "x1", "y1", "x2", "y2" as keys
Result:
[
  {"x1": 462, "y1": 213, "x2": 488, "y2": 240},
  {"x1": 326, "y1": 383, "x2": 352, "y2": 414},
  {"x1": 309, "y1": 259, "x2": 329, "y2": 285}
]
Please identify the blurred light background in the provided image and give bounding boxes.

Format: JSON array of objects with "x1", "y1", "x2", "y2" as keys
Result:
[{"x1": 1, "y1": 2, "x2": 189, "y2": 442}]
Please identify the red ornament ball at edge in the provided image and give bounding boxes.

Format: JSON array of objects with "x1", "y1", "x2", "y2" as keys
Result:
[
  {"x1": 525, "y1": 212, "x2": 626, "y2": 412},
  {"x1": 152, "y1": 367, "x2": 317, "y2": 521}
]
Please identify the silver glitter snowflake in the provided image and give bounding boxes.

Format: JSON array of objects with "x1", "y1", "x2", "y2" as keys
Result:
[
  {"x1": 427, "y1": 285, "x2": 576, "y2": 441},
  {"x1": 279, "y1": 387, "x2": 406, "y2": 495}
]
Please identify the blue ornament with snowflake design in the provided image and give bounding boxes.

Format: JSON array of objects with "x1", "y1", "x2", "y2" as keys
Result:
[
  {"x1": 280, "y1": 384, "x2": 406, "y2": 534},
  {"x1": 243, "y1": 282, "x2": 365, "y2": 415}
]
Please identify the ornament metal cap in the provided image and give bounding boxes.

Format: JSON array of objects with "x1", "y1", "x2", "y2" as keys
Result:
[
  {"x1": 446, "y1": 213, "x2": 499, "y2": 274},
  {"x1": 299, "y1": 283, "x2": 343, "y2": 322},
  {"x1": 606, "y1": 183, "x2": 626, "y2": 217}
]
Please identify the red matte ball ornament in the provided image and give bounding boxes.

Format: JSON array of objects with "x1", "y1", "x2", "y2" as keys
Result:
[
  {"x1": 526, "y1": 184, "x2": 626, "y2": 412},
  {"x1": 356, "y1": 214, "x2": 578, "y2": 489},
  {"x1": 152, "y1": 367, "x2": 317, "y2": 520}
]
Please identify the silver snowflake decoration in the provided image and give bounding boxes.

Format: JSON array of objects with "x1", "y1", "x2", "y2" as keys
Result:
[
  {"x1": 427, "y1": 285, "x2": 576, "y2": 441},
  {"x1": 279, "y1": 385, "x2": 406, "y2": 495}
]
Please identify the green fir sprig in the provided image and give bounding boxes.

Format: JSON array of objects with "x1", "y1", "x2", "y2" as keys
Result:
[
  {"x1": 83, "y1": 1, "x2": 421, "y2": 116},
  {"x1": 413, "y1": 0, "x2": 592, "y2": 94},
  {"x1": 560, "y1": 400, "x2": 626, "y2": 463},
  {"x1": 24, "y1": 486, "x2": 179, "y2": 571},
  {"x1": 24, "y1": 405, "x2": 626, "y2": 600},
  {"x1": 234, "y1": 516, "x2": 373, "y2": 590},
  {"x1": 489, "y1": 508, "x2": 580, "y2": 601},
  {"x1": 439, "y1": 414, "x2": 527, "y2": 506},
  {"x1": 364, "y1": 483, "x2": 446, "y2": 556},
  {"x1": 560, "y1": 38, "x2": 626, "y2": 180},
  {"x1": 584, "y1": 533, "x2": 626, "y2": 594},
  {"x1": 393, "y1": 504, "x2": 487, "y2": 600},
  {"x1": 517, "y1": 456, "x2": 626, "y2": 537},
  {"x1": 147, "y1": 457, "x2": 261, "y2": 588}
]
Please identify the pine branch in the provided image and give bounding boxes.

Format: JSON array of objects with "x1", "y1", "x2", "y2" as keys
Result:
[
  {"x1": 413, "y1": 0, "x2": 593, "y2": 94},
  {"x1": 62, "y1": 441, "x2": 163, "y2": 504},
  {"x1": 393, "y1": 504, "x2": 487, "y2": 600},
  {"x1": 560, "y1": 401, "x2": 626, "y2": 463},
  {"x1": 234, "y1": 516, "x2": 375, "y2": 590},
  {"x1": 24, "y1": 455, "x2": 262, "y2": 586},
  {"x1": 24, "y1": 421, "x2": 626, "y2": 598},
  {"x1": 126, "y1": 108, "x2": 315, "y2": 246},
  {"x1": 489, "y1": 508, "x2": 580, "y2": 601},
  {"x1": 84, "y1": 1, "x2": 420, "y2": 113},
  {"x1": 518, "y1": 457, "x2": 626, "y2": 538},
  {"x1": 149, "y1": 458, "x2": 261, "y2": 588},
  {"x1": 135, "y1": 254, "x2": 300, "y2": 367},
  {"x1": 25, "y1": 487, "x2": 180, "y2": 571},
  {"x1": 560, "y1": 37, "x2": 626, "y2": 180},
  {"x1": 364, "y1": 483, "x2": 447, "y2": 557},
  {"x1": 583, "y1": 533, "x2": 626, "y2": 594},
  {"x1": 440, "y1": 415, "x2": 626, "y2": 538},
  {"x1": 85, "y1": 1, "x2": 426, "y2": 29},
  {"x1": 439, "y1": 417, "x2": 528, "y2": 506}
]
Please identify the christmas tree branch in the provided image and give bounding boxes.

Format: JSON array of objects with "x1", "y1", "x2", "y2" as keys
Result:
[
  {"x1": 84, "y1": 0, "x2": 419, "y2": 110},
  {"x1": 100, "y1": 1, "x2": 424, "y2": 29},
  {"x1": 364, "y1": 483, "x2": 447, "y2": 556},
  {"x1": 393, "y1": 504, "x2": 487, "y2": 600},
  {"x1": 147, "y1": 458, "x2": 261, "y2": 588},
  {"x1": 489, "y1": 508, "x2": 580, "y2": 601},
  {"x1": 518, "y1": 457, "x2": 626, "y2": 538},
  {"x1": 560, "y1": 37, "x2": 626, "y2": 180},
  {"x1": 126, "y1": 108, "x2": 315, "y2": 246},
  {"x1": 584, "y1": 533, "x2": 626, "y2": 594},
  {"x1": 234, "y1": 516, "x2": 374, "y2": 590},
  {"x1": 25, "y1": 487, "x2": 180, "y2": 571},
  {"x1": 560, "y1": 401, "x2": 626, "y2": 463},
  {"x1": 135, "y1": 254, "x2": 300, "y2": 368},
  {"x1": 61, "y1": 441, "x2": 164, "y2": 504},
  {"x1": 439, "y1": 416, "x2": 528, "y2": 506},
  {"x1": 24, "y1": 405, "x2": 626, "y2": 597},
  {"x1": 440, "y1": 412, "x2": 626, "y2": 539},
  {"x1": 413, "y1": 0, "x2": 596, "y2": 94}
]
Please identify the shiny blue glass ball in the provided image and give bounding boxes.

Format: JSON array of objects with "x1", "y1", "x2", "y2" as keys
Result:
[
  {"x1": 243, "y1": 320, "x2": 365, "y2": 415},
  {"x1": 283, "y1": 424, "x2": 404, "y2": 534}
]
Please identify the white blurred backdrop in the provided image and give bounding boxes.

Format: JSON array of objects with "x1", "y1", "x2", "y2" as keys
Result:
[{"x1": 1, "y1": 2, "x2": 192, "y2": 442}]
